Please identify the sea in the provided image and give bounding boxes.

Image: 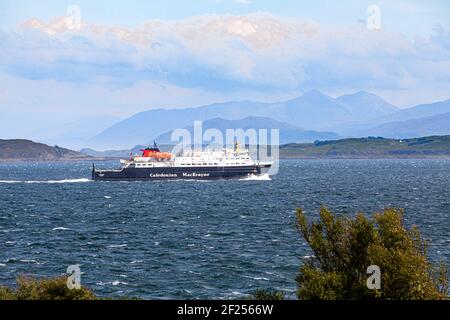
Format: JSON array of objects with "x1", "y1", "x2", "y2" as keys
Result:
[{"x1": 0, "y1": 159, "x2": 449, "y2": 299}]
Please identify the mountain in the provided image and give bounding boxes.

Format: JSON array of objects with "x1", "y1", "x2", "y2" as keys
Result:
[
  {"x1": 37, "y1": 115, "x2": 121, "y2": 150},
  {"x1": 356, "y1": 112, "x2": 450, "y2": 138},
  {"x1": 374, "y1": 99, "x2": 450, "y2": 124},
  {"x1": 89, "y1": 101, "x2": 277, "y2": 149},
  {"x1": 154, "y1": 116, "x2": 340, "y2": 145},
  {"x1": 337, "y1": 98, "x2": 450, "y2": 136},
  {"x1": 282, "y1": 90, "x2": 354, "y2": 129},
  {"x1": 90, "y1": 90, "x2": 395, "y2": 149},
  {"x1": 336, "y1": 91, "x2": 398, "y2": 120},
  {"x1": 0, "y1": 139, "x2": 93, "y2": 161},
  {"x1": 280, "y1": 135, "x2": 450, "y2": 158}
]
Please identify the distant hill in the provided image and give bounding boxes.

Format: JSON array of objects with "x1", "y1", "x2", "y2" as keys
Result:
[
  {"x1": 356, "y1": 112, "x2": 450, "y2": 138},
  {"x1": 374, "y1": 99, "x2": 450, "y2": 124},
  {"x1": 154, "y1": 116, "x2": 340, "y2": 145},
  {"x1": 0, "y1": 139, "x2": 92, "y2": 161},
  {"x1": 337, "y1": 99, "x2": 450, "y2": 137},
  {"x1": 90, "y1": 90, "x2": 397, "y2": 149},
  {"x1": 336, "y1": 91, "x2": 398, "y2": 120},
  {"x1": 280, "y1": 135, "x2": 450, "y2": 158},
  {"x1": 41, "y1": 115, "x2": 121, "y2": 150}
]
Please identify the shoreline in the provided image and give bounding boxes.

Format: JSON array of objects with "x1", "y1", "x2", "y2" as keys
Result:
[{"x1": 1, "y1": 155, "x2": 450, "y2": 163}]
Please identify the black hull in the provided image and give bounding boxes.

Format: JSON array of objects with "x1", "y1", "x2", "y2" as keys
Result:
[{"x1": 92, "y1": 164, "x2": 270, "y2": 181}]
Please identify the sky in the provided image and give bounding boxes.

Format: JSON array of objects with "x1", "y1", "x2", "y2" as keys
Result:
[{"x1": 0, "y1": 0, "x2": 450, "y2": 138}]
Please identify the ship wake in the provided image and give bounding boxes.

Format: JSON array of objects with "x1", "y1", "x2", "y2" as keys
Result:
[
  {"x1": 0, "y1": 178, "x2": 91, "y2": 184},
  {"x1": 240, "y1": 174, "x2": 271, "y2": 181}
]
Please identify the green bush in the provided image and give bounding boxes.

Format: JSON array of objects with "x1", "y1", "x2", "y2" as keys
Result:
[
  {"x1": 296, "y1": 207, "x2": 448, "y2": 300},
  {"x1": 0, "y1": 286, "x2": 16, "y2": 300},
  {"x1": 0, "y1": 276, "x2": 96, "y2": 300}
]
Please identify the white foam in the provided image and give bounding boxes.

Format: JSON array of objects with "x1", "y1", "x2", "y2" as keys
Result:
[
  {"x1": 53, "y1": 227, "x2": 70, "y2": 231},
  {"x1": 0, "y1": 178, "x2": 91, "y2": 184},
  {"x1": 108, "y1": 244, "x2": 127, "y2": 248},
  {"x1": 240, "y1": 174, "x2": 271, "y2": 181}
]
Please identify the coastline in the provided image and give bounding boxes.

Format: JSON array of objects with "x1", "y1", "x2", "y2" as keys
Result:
[{"x1": 1, "y1": 155, "x2": 450, "y2": 162}]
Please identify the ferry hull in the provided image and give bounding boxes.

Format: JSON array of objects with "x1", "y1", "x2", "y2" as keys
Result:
[{"x1": 92, "y1": 164, "x2": 271, "y2": 181}]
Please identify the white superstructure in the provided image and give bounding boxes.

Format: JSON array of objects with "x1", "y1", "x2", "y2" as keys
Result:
[{"x1": 121, "y1": 144, "x2": 268, "y2": 169}]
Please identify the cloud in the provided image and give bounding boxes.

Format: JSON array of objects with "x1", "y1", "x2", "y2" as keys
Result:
[{"x1": 0, "y1": 13, "x2": 449, "y2": 113}]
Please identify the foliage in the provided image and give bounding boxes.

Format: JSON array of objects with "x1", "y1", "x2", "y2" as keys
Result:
[
  {"x1": 0, "y1": 286, "x2": 16, "y2": 300},
  {"x1": 296, "y1": 207, "x2": 448, "y2": 300},
  {"x1": 0, "y1": 276, "x2": 96, "y2": 300},
  {"x1": 249, "y1": 289, "x2": 285, "y2": 300}
]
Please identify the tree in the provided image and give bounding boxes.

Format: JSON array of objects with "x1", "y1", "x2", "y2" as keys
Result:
[
  {"x1": 249, "y1": 289, "x2": 285, "y2": 300},
  {"x1": 0, "y1": 276, "x2": 96, "y2": 300},
  {"x1": 295, "y1": 207, "x2": 448, "y2": 300}
]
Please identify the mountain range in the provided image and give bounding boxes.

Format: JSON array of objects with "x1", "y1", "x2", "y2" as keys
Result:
[
  {"x1": 88, "y1": 90, "x2": 401, "y2": 149},
  {"x1": 154, "y1": 116, "x2": 340, "y2": 145},
  {"x1": 345, "y1": 99, "x2": 450, "y2": 138},
  {"x1": 17, "y1": 90, "x2": 449, "y2": 150},
  {"x1": 356, "y1": 112, "x2": 450, "y2": 138}
]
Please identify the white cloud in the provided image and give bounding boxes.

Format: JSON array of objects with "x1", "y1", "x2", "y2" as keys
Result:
[{"x1": 0, "y1": 13, "x2": 449, "y2": 114}]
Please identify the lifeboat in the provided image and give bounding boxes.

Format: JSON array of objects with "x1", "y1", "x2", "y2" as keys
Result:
[{"x1": 140, "y1": 142, "x2": 172, "y2": 160}]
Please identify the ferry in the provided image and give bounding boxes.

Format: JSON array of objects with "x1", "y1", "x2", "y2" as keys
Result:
[{"x1": 92, "y1": 142, "x2": 272, "y2": 181}]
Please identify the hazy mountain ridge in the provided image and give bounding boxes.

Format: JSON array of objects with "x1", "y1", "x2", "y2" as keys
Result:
[
  {"x1": 336, "y1": 91, "x2": 399, "y2": 119},
  {"x1": 355, "y1": 112, "x2": 450, "y2": 138},
  {"x1": 15, "y1": 91, "x2": 448, "y2": 150},
  {"x1": 371, "y1": 99, "x2": 450, "y2": 124},
  {"x1": 40, "y1": 115, "x2": 121, "y2": 150},
  {"x1": 154, "y1": 116, "x2": 340, "y2": 145},
  {"x1": 90, "y1": 90, "x2": 399, "y2": 149}
]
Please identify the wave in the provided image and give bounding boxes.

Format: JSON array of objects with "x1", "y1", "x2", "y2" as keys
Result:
[
  {"x1": 0, "y1": 178, "x2": 91, "y2": 184},
  {"x1": 52, "y1": 227, "x2": 70, "y2": 231},
  {"x1": 0, "y1": 176, "x2": 270, "y2": 183},
  {"x1": 107, "y1": 244, "x2": 127, "y2": 248},
  {"x1": 240, "y1": 174, "x2": 271, "y2": 181}
]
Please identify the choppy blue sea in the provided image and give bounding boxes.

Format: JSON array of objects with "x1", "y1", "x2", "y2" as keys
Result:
[{"x1": 0, "y1": 159, "x2": 449, "y2": 299}]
